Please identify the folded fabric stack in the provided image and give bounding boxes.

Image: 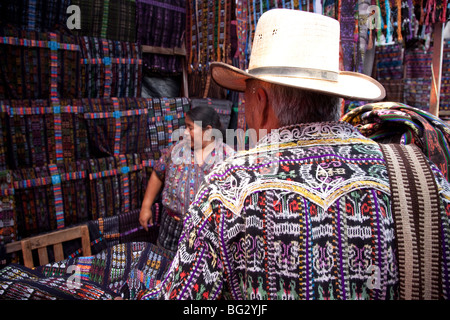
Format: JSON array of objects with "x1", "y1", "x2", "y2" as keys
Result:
[{"x1": 341, "y1": 101, "x2": 450, "y2": 182}]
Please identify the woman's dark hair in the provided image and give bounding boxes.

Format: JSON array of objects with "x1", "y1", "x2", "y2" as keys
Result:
[{"x1": 186, "y1": 106, "x2": 225, "y2": 138}]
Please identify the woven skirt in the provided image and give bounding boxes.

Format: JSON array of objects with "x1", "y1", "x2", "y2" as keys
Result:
[{"x1": 156, "y1": 207, "x2": 183, "y2": 253}]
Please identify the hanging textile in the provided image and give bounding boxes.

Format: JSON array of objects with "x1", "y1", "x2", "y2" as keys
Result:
[
  {"x1": 3, "y1": 99, "x2": 89, "y2": 169},
  {"x1": 0, "y1": 104, "x2": 8, "y2": 171},
  {"x1": 374, "y1": 43, "x2": 404, "y2": 101},
  {"x1": 78, "y1": 37, "x2": 142, "y2": 98},
  {"x1": 83, "y1": 98, "x2": 150, "y2": 158},
  {"x1": 136, "y1": 0, "x2": 187, "y2": 74},
  {"x1": 87, "y1": 153, "x2": 143, "y2": 220},
  {"x1": 187, "y1": 0, "x2": 233, "y2": 98},
  {"x1": 440, "y1": 40, "x2": 450, "y2": 116},
  {"x1": 0, "y1": 27, "x2": 80, "y2": 100},
  {"x1": 0, "y1": 0, "x2": 71, "y2": 33},
  {"x1": 147, "y1": 97, "x2": 190, "y2": 153},
  {"x1": 70, "y1": 0, "x2": 136, "y2": 43},
  {"x1": 235, "y1": 0, "x2": 249, "y2": 130},
  {"x1": 340, "y1": 0, "x2": 358, "y2": 71},
  {"x1": 403, "y1": 46, "x2": 433, "y2": 111}
]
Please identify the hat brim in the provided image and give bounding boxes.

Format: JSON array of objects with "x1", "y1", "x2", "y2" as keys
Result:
[{"x1": 210, "y1": 62, "x2": 386, "y2": 101}]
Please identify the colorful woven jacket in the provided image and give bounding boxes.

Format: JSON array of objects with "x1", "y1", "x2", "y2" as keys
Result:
[{"x1": 137, "y1": 121, "x2": 450, "y2": 300}]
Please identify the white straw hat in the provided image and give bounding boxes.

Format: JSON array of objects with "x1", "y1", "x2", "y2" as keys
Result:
[{"x1": 210, "y1": 9, "x2": 385, "y2": 101}]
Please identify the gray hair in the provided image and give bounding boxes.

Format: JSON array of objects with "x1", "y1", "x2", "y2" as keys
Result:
[{"x1": 249, "y1": 79, "x2": 342, "y2": 127}]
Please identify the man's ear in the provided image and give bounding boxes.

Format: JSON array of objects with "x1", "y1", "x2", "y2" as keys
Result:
[{"x1": 255, "y1": 87, "x2": 269, "y2": 128}]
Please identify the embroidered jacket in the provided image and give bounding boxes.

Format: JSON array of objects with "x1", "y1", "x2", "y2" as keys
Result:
[{"x1": 139, "y1": 122, "x2": 450, "y2": 300}]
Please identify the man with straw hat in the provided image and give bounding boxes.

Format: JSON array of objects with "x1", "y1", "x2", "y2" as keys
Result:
[{"x1": 142, "y1": 9, "x2": 450, "y2": 300}]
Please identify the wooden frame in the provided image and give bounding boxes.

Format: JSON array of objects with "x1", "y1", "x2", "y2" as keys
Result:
[
  {"x1": 5, "y1": 225, "x2": 91, "y2": 268},
  {"x1": 429, "y1": 22, "x2": 444, "y2": 117}
]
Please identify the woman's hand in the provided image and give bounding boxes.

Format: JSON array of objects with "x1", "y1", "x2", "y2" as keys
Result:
[{"x1": 139, "y1": 206, "x2": 153, "y2": 232}]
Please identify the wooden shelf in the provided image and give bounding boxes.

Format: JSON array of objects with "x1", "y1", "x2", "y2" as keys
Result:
[{"x1": 141, "y1": 45, "x2": 186, "y2": 56}]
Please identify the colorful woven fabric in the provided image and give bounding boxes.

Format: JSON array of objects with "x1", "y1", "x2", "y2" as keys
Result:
[
  {"x1": 0, "y1": 0, "x2": 71, "y2": 33},
  {"x1": 83, "y1": 98, "x2": 150, "y2": 157},
  {"x1": 0, "y1": 104, "x2": 8, "y2": 171},
  {"x1": 0, "y1": 27, "x2": 80, "y2": 100},
  {"x1": 439, "y1": 40, "x2": 450, "y2": 113},
  {"x1": 153, "y1": 140, "x2": 235, "y2": 221},
  {"x1": 32, "y1": 241, "x2": 173, "y2": 297},
  {"x1": 341, "y1": 102, "x2": 450, "y2": 182},
  {"x1": 147, "y1": 97, "x2": 191, "y2": 153},
  {"x1": 152, "y1": 139, "x2": 235, "y2": 252},
  {"x1": 78, "y1": 37, "x2": 142, "y2": 98},
  {"x1": 401, "y1": 47, "x2": 433, "y2": 111},
  {"x1": 375, "y1": 43, "x2": 404, "y2": 81},
  {"x1": 137, "y1": 122, "x2": 450, "y2": 300},
  {"x1": 136, "y1": 0, "x2": 186, "y2": 73},
  {"x1": 186, "y1": 0, "x2": 233, "y2": 97},
  {"x1": 93, "y1": 214, "x2": 120, "y2": 247},
  {"x1": 340, "y1": 0, "x2": 357, "y2": 72},
  {"x1": 3, "y1": 99, "x2": 89, "y2": 169},
  {"x1": 119, "y1": 208, "x2": 160, "y2": 244},
  {"x1": 88, "y1": 154, "x2": 143, "y2": 220},
  {"x1": 90, "y1": 207, "x2": 161, "y2": 248},
  {"x1": 12, "y1": 160, "x2": 90, "y2": 238},
  {"x1": 0, "y1": 171, "x2": 16, "y2": 247},
  {"x1": 70, "y1": 0, "x2": 136, "y2": 43},
  {"x1": 0, "y1": 263, "x2": 117, "y2": 300}
]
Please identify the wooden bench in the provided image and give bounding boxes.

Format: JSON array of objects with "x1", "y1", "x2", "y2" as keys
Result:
[{"x1": 4, "y1": 225, "x2": 91, "y2": 268}]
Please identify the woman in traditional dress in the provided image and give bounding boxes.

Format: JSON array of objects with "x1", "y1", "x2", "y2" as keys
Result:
[{"x1": 139, "y1": 106, "x2": 235, "y2": 253}]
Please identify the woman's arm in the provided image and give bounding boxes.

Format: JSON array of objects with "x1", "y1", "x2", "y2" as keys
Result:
[{"x1": 139, "y1": 170, "x2": 163, "y2": 231}]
